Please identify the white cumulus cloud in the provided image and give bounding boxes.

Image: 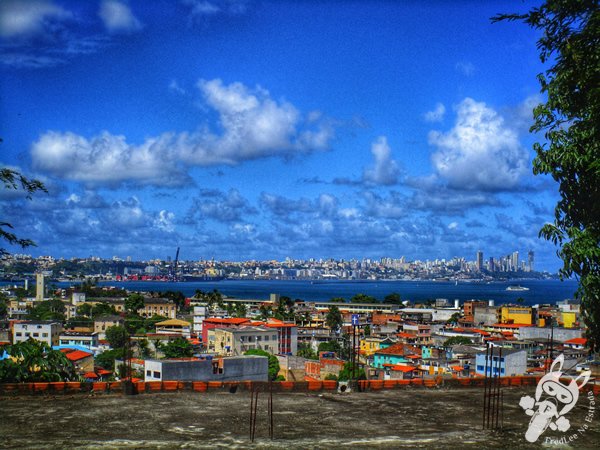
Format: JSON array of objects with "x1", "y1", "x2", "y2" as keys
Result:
[
  {"x1": 424, "y1": 103, "x2": 446, "y2": 123},
  {"x1": 363, "y1": 136, "x2": 400, "y2": 186},
  {"x1": 0, "y1": 0, "x2": 71, "y2": 38},
  {"x1": 98, "y1": 0, "x2": 142, "y2": 33},
  {"x1": 31, "y1": 79, "x2": 334, "y2": 186},
  {"x1": 429, "y1": 98, "x2": 528, "y2": 191}
]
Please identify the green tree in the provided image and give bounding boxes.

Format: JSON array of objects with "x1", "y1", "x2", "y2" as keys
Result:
[
  {"x1": 325, "y1": 305, "x2": 343, "y2": 332},
  {"x1": 443, "y1": 336, "x2": 474, "y2": 347},
  {"x1": 329, "y1": 297, "x2": 346, "y2": 303},
  {"x1": 296, "y1": 343, "x2": 318, "y2": 360},
  {"x1": 350, "y1": 293, "x2": 377, "y2": 304},
  {"x1": 163, "y1": 290, "x2": 186, "y2": 310},
  {"x1": 363, "y1": 324, "x2": 371, "y2": 337},
  {"x1": 244, "y1": 348, "x2": 280, "y2": 381},
  {"x1": 105, "y1": 325, "x2": 129, "y2": 349},
  {"x1": 0, "y1": 292, "x2": 8, "y2": 319},
  {"x1": 338, "y1": 362, "x2": 366, "y2": 381},
  {"x1": 0, "y1": 168, "x2": 47, "y2": 255},
  {"x1": 0, "y1": 339, "x2": 76, "y2": 382},
  {"x1": 383, "y1": 292, "x2": 402, "y2": 304},
  {"x1": 162, "y1": 337, "x2": 194, "y2": 358},
  {"x1": 27, "y1": 299, "x2": 66, "y2": 321},
  {"x1": 318, "y1": 340, "x2": 342, "y2": 355},
  {"x1": 493, "y1": 2, "x2": 600, "y2": 350},
  {"x1": 92, "y1": 302, "x2": 118, "y2": 318},
  {"x1": 125, "y1": 293, "x2": 145, "y2": 314},
  {"x1": 95, "y1": 348, "x2": 124, "y2": 371},
  {"x1": 447, "y1": 312, "x2": 462, "y2": 325}
]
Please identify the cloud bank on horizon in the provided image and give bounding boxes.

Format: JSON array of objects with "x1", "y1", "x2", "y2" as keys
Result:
[{"x1": 0, "y1": 0, "x2": 563, "y2": 271}]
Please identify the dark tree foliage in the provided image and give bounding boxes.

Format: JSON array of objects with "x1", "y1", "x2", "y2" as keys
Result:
[
  {"x1": 325, "y1": 305, "x2": 343, "y2": 332},
  {"x1": 105, "y1": 325, "x2": 129, "y2": 349},
  {"x1": 0, "y1": 168, "x2": 47, "y2": 255},
  {"x1": 493, "y1": 1, "x2": 600, "y2": 350},
  {"x1": 383, "y1": 292, "x2": 402, "y2": 304},
  {"x1": 162, "y1": 337, "x2": 194, "y2": 359},
  {"x1": 244, "y1": 348, "x2": 281, "y2": 380},
  {"x1": 350, "y1": 293, "x2": 377, "y2": 304},
  {"x1": 338, "y1": 361, "x2": 366, "y2": 381},
  {"x1": 0, "y1": 339, "x2": 76, "y2": 382}
]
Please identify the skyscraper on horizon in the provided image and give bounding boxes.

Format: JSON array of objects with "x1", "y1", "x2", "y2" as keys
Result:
[
  {"x1": 476, "y1": 250, "x2": 483, "y2": 272},
  {"x1": 528, "y1": 250, "x2": 534, "y2": 272}
]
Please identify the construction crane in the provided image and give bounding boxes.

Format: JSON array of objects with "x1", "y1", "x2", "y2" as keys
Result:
[{"x1": 171, "y1": 247, "x2": 180, "y2": 281}]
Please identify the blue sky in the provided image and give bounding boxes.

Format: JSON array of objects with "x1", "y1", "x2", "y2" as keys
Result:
[{"x1": 0, "y1": 0, "x2": 563, "y2": 271}]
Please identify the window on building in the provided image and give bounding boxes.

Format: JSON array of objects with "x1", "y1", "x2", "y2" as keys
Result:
[
  {"x1": 257, "y1": 336, "x2": 262, "y2": 341},
  {"x1": 16, "y1": 332, "x2": 22, "y2": 337},
  {"x1": 146, "y1": 370, "x2": 151, "y2": 376},
  {"x1": 153, "y1": 371, "x2": 161, "y2": 378},
  {"x1": 264, "y1": 336, "x2": 269, "y2": 341},
  {"x1": 33, "y1": 333, "x2": 39, "y2": 337},
  {"x1": 477, "y1": 365, "x2": 484, "y2": 371}
]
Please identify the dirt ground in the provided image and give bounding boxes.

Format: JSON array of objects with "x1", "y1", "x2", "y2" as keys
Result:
[{"x1": 1, "y1": 386, "x2": 598, "y2": 449}]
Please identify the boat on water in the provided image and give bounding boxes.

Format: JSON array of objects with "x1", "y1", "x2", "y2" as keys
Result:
[{"x1": 506, "y1": 285, "x2": 530, "y2": 291}]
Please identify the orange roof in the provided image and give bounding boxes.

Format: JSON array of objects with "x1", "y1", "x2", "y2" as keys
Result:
[
  {"x1": 471, "y1": 329, "x2": 491, "y2": 336},
  {"x1": 96, "y1": 369, "x2": 112, "y2": 375},
  {"x1": 375, "y1": 343, "x2": 406, "y2": 356},
  {"x1": 65, "y1": 350, "x2": 93, "y2": 361},
  {"x1": 450, "y1": 365, "x2": 464, "y2": 372},
  {"x1": 396, "y1": 332, "x2": 415, "y2": 338},
  {"x1": 565, "y1": 337, "x2": 587, "y2": 345},
  {"x1": 405, "y1": 354, "x2": 420, "y2": 360},
  {"x1": 84, "y1": 372, "x2": 98, "y2": 379},
  {"x1": 391, "y1": 364, "x2": 417, "y2": 373},
  {"x1": 204, "y1": 318, "x2": 251, "y2": 325}
]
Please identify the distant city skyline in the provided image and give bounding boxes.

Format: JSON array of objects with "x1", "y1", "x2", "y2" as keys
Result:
[{"x1": 1, "y1": 1, "x2": 562, "y2": 272}]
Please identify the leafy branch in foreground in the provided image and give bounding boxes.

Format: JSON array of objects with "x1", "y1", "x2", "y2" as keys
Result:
[
  {"x1": 1, "y1": 168, "x2": 47, "y2": 255},
  {"x1": 493, "y1": 1, "x2": 600, "y2": 350}
]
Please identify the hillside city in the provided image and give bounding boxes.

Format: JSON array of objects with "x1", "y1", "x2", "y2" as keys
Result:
[
  {"x1": 1, "y1": 249, "x2": 547, "y2": 282},
  {"x1": 0, "y1": 269, "x2": 593, "y2": 388}
]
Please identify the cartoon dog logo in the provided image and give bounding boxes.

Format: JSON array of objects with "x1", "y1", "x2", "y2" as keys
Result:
[{"x1": 519, "y1": 354, "x2": 591, "y2": 443}]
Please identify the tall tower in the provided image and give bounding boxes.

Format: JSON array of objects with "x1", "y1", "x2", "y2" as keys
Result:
[
  {"x1": 511, "y1": 251, "x2": 519, "y2": 271},
  {"x1": 35, "y1": 272, "x2": 45, "y2": 302},
  {"x1": 476, "y1": 251, "x2": 483, "y2": 272},
  {"x1": 528, "y1": 250, "x2": 534, "y2": 272}
]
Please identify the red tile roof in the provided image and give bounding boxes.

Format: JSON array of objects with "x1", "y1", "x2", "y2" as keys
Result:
[
  {"x1": 565, "y1": 337, "x2": 587, "y2": 345},
  {"x1": 204, "y1": 318, "x2": 251, "y2": 325},
  {"x1": 391, "y1": 364, "x2": 417, "y2": 373},
  {"x1": 84, "y1": 372, "x2": 98, "y2": 379},
  {"x1": 65, "y1": 350, "x2": 93, "y2": 361}
]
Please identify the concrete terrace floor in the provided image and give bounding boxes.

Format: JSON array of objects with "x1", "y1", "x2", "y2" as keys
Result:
[{"x1": 1, "y1": 386, "x2": 599, "y2": 449}]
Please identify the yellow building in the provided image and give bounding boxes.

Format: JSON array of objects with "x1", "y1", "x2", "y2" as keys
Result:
[
  {"x1": 561, "y1": 311, "x2": 577, "y2": 329},
  {"x1": 498, "y1": 306, "x2": 533, "y2": 325},
  {"x1": 360, "y1": 337, "x2": 386, "y2": 358}
]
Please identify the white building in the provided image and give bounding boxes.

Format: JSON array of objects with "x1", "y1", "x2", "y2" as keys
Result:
[
  {"x1": 208, "y1": 326, "x2": 279, "y2": 356},
  {"x1": 13, "y1": 321, "x2": 62, "y2": 346}
]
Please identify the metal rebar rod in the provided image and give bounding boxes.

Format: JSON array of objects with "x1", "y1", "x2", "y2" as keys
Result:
[
  {"x1": 482, "y1": 343, "x2": 489, "y2": 429},
  {"x1": 495, "y1": 347, "x2": 502, "y2": 429},
  {"x1": 487, "y1": 346, "x2": 494, "y2": 428},
  {"x1": 249, "y1": 386, "x2": 254, "y2": 441},
  {"x1": 253, "y1": 389, "x2": 260, "y2": 441},
  {"x1": 269, "y1": 381, "x2": 274, "y2": 440}
]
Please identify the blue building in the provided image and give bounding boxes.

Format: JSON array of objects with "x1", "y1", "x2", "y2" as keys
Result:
[{"x1": 475, "y1": 348, "x2": 527, "y2": 377}]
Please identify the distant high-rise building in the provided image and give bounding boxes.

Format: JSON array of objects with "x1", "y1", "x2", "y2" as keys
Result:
[
  {"x1": 511, "y1": 251, "x2": 519, "y2": 271},
  {"x1": 476, "y1": 251, "x2": 483, "y2": 271},
  {"x1": 489, "y1": 257, "x2": 495, "y2": 272},
  {"x1": 528, "y1": 250, "x2": 534, "y2": 272}
]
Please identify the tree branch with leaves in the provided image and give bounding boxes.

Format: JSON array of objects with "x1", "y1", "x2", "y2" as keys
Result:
[{"x1": 493, "y1": 1, "x2": 600, "y2": 351}]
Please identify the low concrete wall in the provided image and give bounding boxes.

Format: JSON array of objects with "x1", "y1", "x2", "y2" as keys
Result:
[{"x1": 1, "y1": 376, "x2": 598, "y2": 396}]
